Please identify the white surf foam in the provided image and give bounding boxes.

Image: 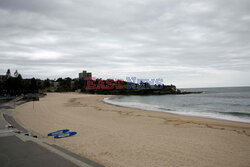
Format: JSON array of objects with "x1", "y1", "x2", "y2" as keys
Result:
[{"x1": 103, "y1": 97, "x2": 250, "y2": 123}]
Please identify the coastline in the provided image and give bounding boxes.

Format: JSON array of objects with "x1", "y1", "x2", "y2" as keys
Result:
[
  {"x1": 102, "y1": 96, "x2": 250, "y2": 124},
  {"x1": 102, "y1": 97, "x2": 250, "y2": 133},
  {"x1": 12, "y1": 93, "x2": 250, "y2": 167}
]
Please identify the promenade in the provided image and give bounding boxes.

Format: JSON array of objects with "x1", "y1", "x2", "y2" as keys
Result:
[{"x1": 0, "y1": 100, "x2": 104, "y2": 167}]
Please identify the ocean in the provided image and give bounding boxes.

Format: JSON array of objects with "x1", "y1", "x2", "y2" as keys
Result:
[{"x1": 103, "y1": 87, "x2": 250, "y2": 123}]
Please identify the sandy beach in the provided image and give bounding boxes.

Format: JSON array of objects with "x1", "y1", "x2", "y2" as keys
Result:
[{"x1": 12, "y1": 93, "x2": 250, "y2": 167}]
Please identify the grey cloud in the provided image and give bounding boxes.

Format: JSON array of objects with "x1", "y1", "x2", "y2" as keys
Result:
[{"x1": 0, "y1": 0, "x2": 250, "y2": 87}]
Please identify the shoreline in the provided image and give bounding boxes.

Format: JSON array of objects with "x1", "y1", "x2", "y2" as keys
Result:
[
  {"x1": 12, "y1": 93, "x2": 250, "y2": 167},
  {"x1": 102, "y1": 96, "x2": 250, "y2": 125}
]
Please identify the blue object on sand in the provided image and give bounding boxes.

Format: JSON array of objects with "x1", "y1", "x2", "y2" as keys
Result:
[
  {"x1": 54, "y1": 131, "x2": 77, "y2": 139},
  {"x1": 48, "y1": 129, "x2": 69, "y2": 136}
]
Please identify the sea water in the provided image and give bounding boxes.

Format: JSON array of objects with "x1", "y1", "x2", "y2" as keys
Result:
[{"x1": 103, "y1": 87, "x2": 250, "y2": 123}]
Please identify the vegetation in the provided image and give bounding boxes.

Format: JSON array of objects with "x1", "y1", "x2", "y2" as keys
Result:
[
  {"x1": 0, "y1": 70, "x2": 39, "y2": 95},
  {"x1": 0, "y1": 69, "x2": 82, "y2": 95},
  {"x1": 83, "y1": 79, "x2": 182, "y2": 95},
  {"x1": 0, "y1": 69, "x2": 198, "y2": 96}
]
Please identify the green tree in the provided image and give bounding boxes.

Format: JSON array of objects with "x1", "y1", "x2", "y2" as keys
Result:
[
  {"x1": 30, "y1": 78, "x2": 38, "y2": 93},
  {"x1": 43, "y1": 78, "x2": 50, "y2": 89},
  {"x1": 6, "y1": 69, "x2": 11, "y2": 78},
  {"x1": 57, "y1": 77, "x2": 72, "y2": 92},
  {"x1": 14, "y1": 70, "x2": 19, "y2": 77}
]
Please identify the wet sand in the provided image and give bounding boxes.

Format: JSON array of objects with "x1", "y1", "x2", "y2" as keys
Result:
[{"x1": 13, "y1": 93, "x2": 250, "y2": 167}]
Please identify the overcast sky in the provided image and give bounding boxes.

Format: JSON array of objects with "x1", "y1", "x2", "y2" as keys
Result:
[{"x1": 0, "y1": 0, "x2": 250, "y2": 88}]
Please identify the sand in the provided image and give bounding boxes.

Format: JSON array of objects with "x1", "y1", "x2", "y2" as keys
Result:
[{"x1": 13, "y1": 93, "x2": 250, "y2": 167}]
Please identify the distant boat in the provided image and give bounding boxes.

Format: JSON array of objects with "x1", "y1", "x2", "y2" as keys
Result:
[
  {"x1": 48, "y1": 129, "x2": 69, "y2": 136},
  {"x1": 54, "y1": 131, "x2": 77, "y2": 139}
]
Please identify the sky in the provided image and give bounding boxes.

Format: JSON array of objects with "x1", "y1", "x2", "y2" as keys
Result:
[{"x1": 0, "y1": 0, "x2": 250, "y2": 88}]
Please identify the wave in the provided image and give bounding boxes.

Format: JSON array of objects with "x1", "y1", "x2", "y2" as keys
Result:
[
  {"x1": 219, "y1": 112, "x2": 250, "y2": 117},
  {"x1": 103, "y1": 97, "x2": 250, "y2": 124}
]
